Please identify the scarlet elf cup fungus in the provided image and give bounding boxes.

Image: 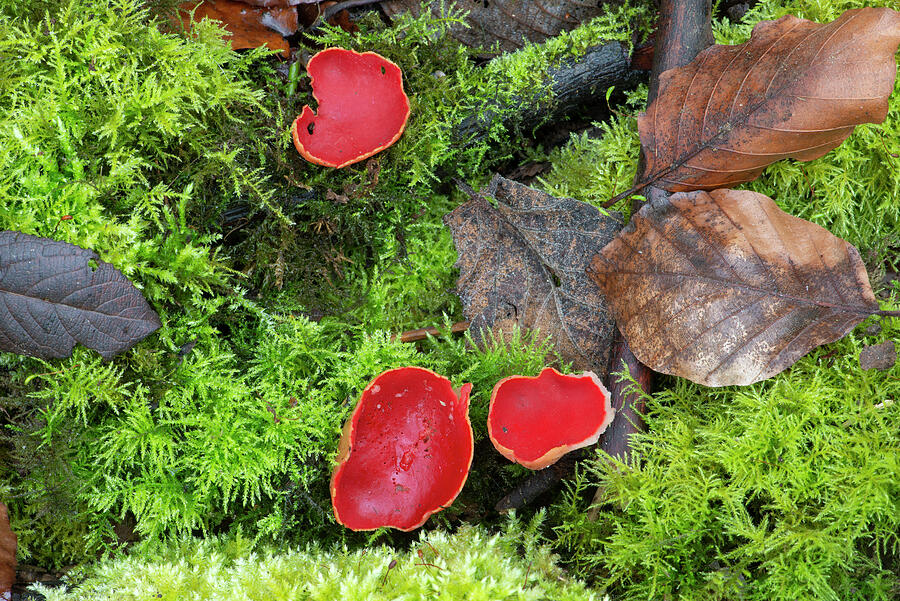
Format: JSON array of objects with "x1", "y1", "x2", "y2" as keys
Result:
[
  {"x1": 488, "y1": 368, "x2": 614, "y2": 470},
  {"x1": 331, "y1": 367, "x2": 473, "y2": 531},
  {"x1": 291, "y1": 48, "x2": 411, "y2": 168}
]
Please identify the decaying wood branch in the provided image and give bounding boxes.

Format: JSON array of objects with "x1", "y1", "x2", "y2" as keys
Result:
[
  {"x1": 456, "y1": 41, "x2": 647, "y2": 143},
  {"x1": 495, "y1": 452, "x2": 581, "y2": 513}
]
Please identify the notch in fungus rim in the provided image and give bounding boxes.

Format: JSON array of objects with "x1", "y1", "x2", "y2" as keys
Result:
[{"x1": 291, "y1": 48, "x2": 411, "y2": 169}]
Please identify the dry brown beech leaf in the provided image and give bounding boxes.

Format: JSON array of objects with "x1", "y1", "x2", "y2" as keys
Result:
[
  {"x1": 589, "y1": 189, "x2": 881, "y2": 386},
  {"x1": 178, "y1": 0, "x2": 297, "y2": 57},
  {"x1": 0, "y1": 231, "x2": 161, "y2": 360},
  {"x1": 445, "y1": 175, "x2": 622, "y2": 376},
  {"x1": 0, "y1": 503, "x2": 15, "y2": 601},
  {"x1": 633, "y1": 7, "x2": 900, "y2": 194}
]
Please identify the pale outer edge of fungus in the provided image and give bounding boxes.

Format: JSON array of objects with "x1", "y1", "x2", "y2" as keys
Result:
[
  {"x1": 291, "y1": 48, "x2": 411, "y2": 169},
  {"x1": 487, "y1": 368, "x2": 615, "y2": 470},
  {"x1": 330, "y1": 366, "x2": 474, "y2": 531}
]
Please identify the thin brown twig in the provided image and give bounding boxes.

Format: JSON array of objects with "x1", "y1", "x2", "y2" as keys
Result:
[{"x1": 392, "y1": 321, "x2": 470, "y2": 343}]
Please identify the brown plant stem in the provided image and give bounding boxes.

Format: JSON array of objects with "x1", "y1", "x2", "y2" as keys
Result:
[
  {"x1": 604, "y1": 0, "x2": 715, "y2": 209},
  {"x1": 392, "y1": 321, "x2": 470, "y2": 343},
  {"x1": 495, "y1": 452, "x2": 580, "y2": 513},
  {"x1": 490, "y1": 0, "x2": 714, "y2": 516},
  {"x1": 586, "y1": 329, "x2": 652, "y2": 519},
  {"x1": 588, "y1": 0, "x2": 712, "y2": 516}
]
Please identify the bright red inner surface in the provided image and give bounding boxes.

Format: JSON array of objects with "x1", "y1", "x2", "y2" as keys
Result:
[
  {"x1": 295, "y1": 49, "x2": 409, "y2": 166},
  {"x1": 490, "y1": 369, "x2": 608, "y2": 463},
  {"x1": 333, "y1": 368, "x2": 471, "y2": 530}
]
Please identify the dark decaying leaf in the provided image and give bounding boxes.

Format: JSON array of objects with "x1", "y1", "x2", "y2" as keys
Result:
[
  {"x1": 859, "y1": 340, "x2": 896, "y2": 371},
  {"x1": 0, "y1": 231, "x2": 161, "y2": 360},
  {"x1": 445, "y1": 175, "x2": 622, "y2": 376},
  {"x1": 634, "y1": 7, "x2": 900, "y2": 193},
  {"x1": 382, "y1": 0, "x2": 609, "y2": 54},
  {"x1": 589, "y1": 189, "x2": 880, "y2": 386},
  {"x1": 0, "y1": 503, "x2": 15, "y2": 601}
]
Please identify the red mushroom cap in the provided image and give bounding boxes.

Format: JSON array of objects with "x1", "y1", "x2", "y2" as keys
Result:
[
  {"x1": 291, "y1": 48, "x2": 411, "y2": 168},
  {"x1": 331, "y1": 367, "x2": 473, "y2": 531},
  {"x1": 487, "y1": 367, "x2": 614, "y2": 470}
]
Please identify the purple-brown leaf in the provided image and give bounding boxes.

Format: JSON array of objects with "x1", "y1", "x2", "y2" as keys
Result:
[
  {"x1": 0, "y1": 231, "x2": 161, "y2": 360},
  {"x1": 589, "y1": 189, "x2": 879, "y2": 386},
  {"x1": 445, "y1": 175, "x2": 622, "y2": 375},
  {"x1": 635, "y1": 7, "x2": 900, "y2": 193}
]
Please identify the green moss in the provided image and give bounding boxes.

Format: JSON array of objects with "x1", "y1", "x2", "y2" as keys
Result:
[
  {"x1": 538, "y1": 85, "x2": 647, "y2": 209},
  {"x1": 0, "y1": 0, "x2": 279, "y2": 566},
  {"x1": 33, "y1": 519, "x2": 603, "y2": 601},
  {"x1": 541, "y1": 2, "x2": 900, "y2": 599},
  {"x1": 554, "y1": 317, "x2": 900, "y2": 600}
]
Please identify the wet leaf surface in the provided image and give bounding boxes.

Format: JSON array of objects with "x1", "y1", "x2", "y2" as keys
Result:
[
  {"x1": 178, "y1": 0, "x2": 298, "y2": 57},
  {"x1": 635, "y1": 7, "x2": 900, "y2": 193},
  {"x1": 590, "y1": 189, "x2": 880, "y2": 386},
  {"x1": 445, "y1": 175, "x2": 621, "y2": 375},
  {"x1": 0, "y1": 232, "x2": 161, "y2": 360},
  {"x1": 0, "y1": 503, "x2": 15, "y2": 601},
  {"x1": 859, "y1": 340, "x2": 896, "y2": 371}
]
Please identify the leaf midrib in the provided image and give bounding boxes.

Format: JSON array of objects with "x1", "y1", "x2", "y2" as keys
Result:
[{"x1": 611, "y1": 268, "x2": 876, "y2": 316}]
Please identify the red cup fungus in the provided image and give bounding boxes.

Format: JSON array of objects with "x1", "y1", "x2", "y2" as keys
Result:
[
  {"x1": 487, "y1": 367, "x2": 614, "y2": 470},
  {"x1": 331, "y1": 367, "x2": 473, "y2": 531},
  {"x1": 291, "y1": 48, "x2": 411, "y2": 168}
]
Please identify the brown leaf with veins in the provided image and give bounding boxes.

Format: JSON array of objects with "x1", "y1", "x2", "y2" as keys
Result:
[
  {"x1": 0, "y1": 503, "x2": 15, "y2": 601},
  {"x1": 445, "y1": 175, "x2": 622, "y2": 376},
  {"x1": 589, "y1": 189, "x2": 880, "y2": 386},
  {"x1": 178, "y1": 0, "x2": 298, "y2": 57},
  {"x1": 632, "y1": 7, "x2": 900, "y2": 194}
]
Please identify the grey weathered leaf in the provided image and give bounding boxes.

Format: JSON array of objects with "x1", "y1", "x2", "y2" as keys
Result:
[
  {"x1": 445, "y1": 175, "x2": 622, "y2": 375},
  {"x1": 589, "y1": 189, "x2": 880, "y2": 386},
  {"x1": 859, "y1": 340, "x2": 896, "y2": 371},
  {"x1": 0, "y1": 231, "x2": 161, "y2": 360}
]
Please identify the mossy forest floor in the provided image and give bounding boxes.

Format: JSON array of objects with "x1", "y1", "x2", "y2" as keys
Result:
[{"x1": 1, "y1": 0, "x2": 898, "y2": 600}]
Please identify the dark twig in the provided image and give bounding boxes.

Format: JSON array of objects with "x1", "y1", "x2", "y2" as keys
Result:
[
  {"x1": 589, "y1": 0, "x2": 713, "y2": 516},
  {"x1": 495, "y1": 453, "x2": 580, "y2": 513},
  {"x1": 587, "y1": 330, "x2": 652, "y2": 519},
  {"x1": 304, "y1": 0, "x2": 383, "y2": 32},
  {"x1": 392, "y1": 321, "x2": 470, "y2": 343},
  {"x1": 604, "y1": 0, "x2": 714, "y2": 208}
]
